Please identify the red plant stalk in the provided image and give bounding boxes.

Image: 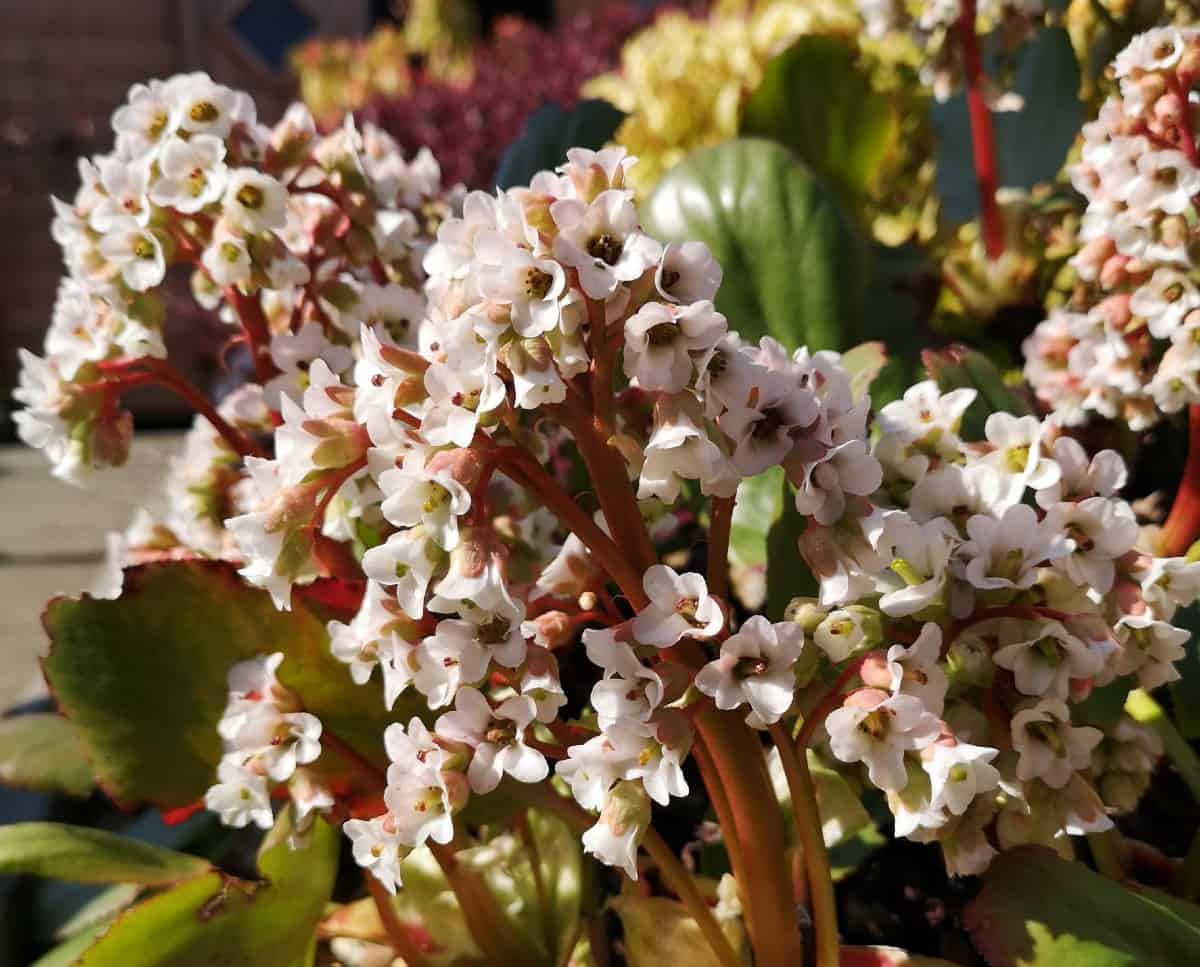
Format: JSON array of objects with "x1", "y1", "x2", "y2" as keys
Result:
[
  {"x1": 1161, "y1": 404, "x2": 1200, "y2": 556},
  {"x1": 957, "y1": 0, "x2": 1005, "y2": 261}
]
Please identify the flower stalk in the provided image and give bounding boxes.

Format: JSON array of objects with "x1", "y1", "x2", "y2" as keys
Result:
[
  {"x1": 957, "y1": 0, "x2": 1004, "y2": 261},
  {"x1": 769, "y1": 724, "x2": 840, "y2": 967}
]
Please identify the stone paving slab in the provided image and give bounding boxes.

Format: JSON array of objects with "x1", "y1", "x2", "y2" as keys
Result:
[{"x1": 0, "y1": 432, "x2": 182, "y2": 710}]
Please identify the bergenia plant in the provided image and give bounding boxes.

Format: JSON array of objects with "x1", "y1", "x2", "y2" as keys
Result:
[{"x1": 7, "y1": 21, "x2": 1200, "y2": 967}]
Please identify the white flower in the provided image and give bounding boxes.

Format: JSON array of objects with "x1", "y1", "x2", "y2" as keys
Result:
[
  {"x1": 550, "y1": 189, "x2": 661, "y2": 299},
  {"x1": 90, "y1": 158, "x2": 152, "y2": 232},
  {"x1": 877, "y1": 380, "x2": 975, "y2": 444},
  {"x1": 1125, "y1": 150, "x2": 1200, "y2": 215},
  {"x1": 384, "y1": 764, "x2": 457, "y2": 848},
  {"x1": 826, "y1": 689, "x2": 940, "y2": 792},
  {"x1": 98, "y1": 218, "x2": 165, "y2": 291},
  {"x1": 791, "y1": 439, "x2": 882, "y2": 525},
  {"x1": 719, "y1": 368, "x2": 820, "y2": 476},
  {"x1": 222, "y1": 168, "x2": 288, "y2": 233},
  {"x1": 885, "y1": 623, "x2": 948, "y2": 715},
  {"x1": 264, "y1": 323, "x2": 355, "y2": 407},
  {"x1": 982, "y1": 413, "x2": 1061, "y2": 490},
  {"x1": 150, "y1": 134, "x2": 227, "y2": 212},
  {"x1": 557, "y1": 734, "x2": 626, "y2": 811},
  {"x1": 695, "y1": 615, "x2": 804, "y2": 727},
  {"x1": 476, "y1": 235, "x2": 566, "y2": 337},
  {"x1": 327, "y1": 582, "x2": 415, "y2": 709},
  {"x1": 201, "y1": 231, "x2": 252, "y2": 287},
  {"x1": 632, "y1": 565, "x2": 724, "y2": 647},
  {"x1": 344, "y1": 816, "x2": 406, "y2": 894},
  {"x1": 379, "y1": 464, "x2": 471, "y2": 551},
  {"x1": 638, "y1": 397, "x2": 736, "y2": 502},
  {"x1": 170, "y1": 72, "x2": 241, "y2": 138},
  {"x1": 204, "y1": 760, "x2": 273, "y2": 829},
  {"x1": 231, "y1": 704, "x2": 323, "y2": 782},
  {"x1": 1011, "y1": 699, "x2": 1103, "y2": 788},
  {"x1": 421, "y1": 354, "x2": 505, "y2": 448},
  {"x1": 1130, "y1": 267, "x2": 1200, "y2": 339},
  {"x1": 655, "y1": 241, "x2": 722, "y2": 304},
  {"x1": 813, "y1": 608, "x2": 871, "y2": 662},
  {"x1": 112, "y1": 79, "x2": 178, "y2": 158},
  {"x1": 955, "y1": 504, "x2": 1064, "y2": 594},
  {"x1": 925, "y1": 742, "x2": 1000, "y2": 817},
  {"x1": 871, "y1": 514, "x2": 956, "y2": 618},
  {"x1": 993, "y1": 620, "x2": 1108, "y2": 699},
  {"x1": 1045, "y1": 496, "x2": 1139, "y2": 593},
  {"x1": 361, "y1": 527, "x2": 438, "y2": 619},
  {"x1": 1114, "y1": 614, "x2": 1188, "y2": 689},
  {"x1": 412, "y1": 622, "x2": 490, "y2": 708},
  {"x1": 434, "y1": 688, "x2": 548, "y2": 794},
  {"x1": 623, "y1": 300, "x2": 727, "y2": 392},
  {"x1": 581, "y1": 780, "x2": 649, "y2": 879},
  {"x1": 1137, "y1": 556, "x2": 1200, "y2": 619},
  {"x1": 1036, "y1": 437, "x2": 1127, "y2": 506}
]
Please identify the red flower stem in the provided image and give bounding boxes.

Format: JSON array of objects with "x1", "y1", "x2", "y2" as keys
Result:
[
  {"x1": 707, "y1": 495, "x2": 735, "y2": 603},
  {"x1": 689, "y1": 702, "x2": 804, "y2": 965},
  {"x1": 957, "y1": 0, "x2": 1004, "y2": 261},
  {"x1": 364, "y1": 871, "x2": 433, "y2": 967},
  {"x1": 1162, "y1": 404, "x2": 1200, "y2": 556},
  {"x1": 428, "y1": 841, "x2": 529, "y2": 962},
  {"x1": 498, "y1": 447, "x2": 648, "y2": 608},
  {"x1": 311, "y1": 456, "x2": 369, "y2": 528},
  {"x1": 224, "y1": 287, "x2": 280, "y2": 384},
  {"x1": 96, "y1": 358, "x2": 265, "y2": 459},
  {"x1": 768, "y1": 724, "x2": 840, "y2": 967}
]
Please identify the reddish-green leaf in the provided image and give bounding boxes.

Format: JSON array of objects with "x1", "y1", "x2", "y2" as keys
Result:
[{"x1": 43, "y1": 561, "x2": 405, "y2": 808}]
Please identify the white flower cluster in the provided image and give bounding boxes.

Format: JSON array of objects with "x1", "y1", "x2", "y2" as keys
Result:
[
  {"x1": 15, "y1": 70, "x2": 453, "y2": 485},
  {"x1": 1026, "y1": 27, "x2": 1200, "y2": 428},
  {"x1": 209, "y1": 144, "x2": 896, "y2": 886},
  {"x1": 203, "y1": 652, "x2": 329, "y2": 841},
  {"x1": 797, "y1": 379, "x2": 1189, "y2": 872}
]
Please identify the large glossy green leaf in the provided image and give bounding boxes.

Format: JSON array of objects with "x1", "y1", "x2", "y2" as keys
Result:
[
  {"x1": 933, "y1": 27, "x2": 1082, "y2": 222},
  {"x1": 641, "y1": 138, "x2": 868, "y2": 352},
  {"x1": 0, "y1": 713, "x2": 93, "y2": 797},
  {"x1": 741, "y1": 36, "x2": 900, "y2": 205},
  {"x1": 964, "y1": 845, "x2": 1200, "y2": 966},
  {"x1": 0, "y1": 823, "x2": 209, "y2": 885},
  {"x1": 72, "y1": 810, "x2": 338, "y2": 967},
  {"x1": 43, "y1": 561, "x2": 403, "y2": 808},
  {"x1": 494, "y1": 99, "x2": 624, "y2": 190}
]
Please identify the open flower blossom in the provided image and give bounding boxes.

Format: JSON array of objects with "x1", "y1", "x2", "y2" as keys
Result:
[
  {"x1": 21, "y1": 67, "x2": 1195, "y2": 925},
  {"x1": 1025, "y1": 26, "x2": 1200, "y2": 429}
]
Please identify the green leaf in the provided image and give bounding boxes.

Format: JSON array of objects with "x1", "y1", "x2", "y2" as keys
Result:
[
  {"x1": 0, "y1": 713, "x2": 93, "y2": 797},
  {"x1": 609, "y1": 892, "x2": 738, "y2": 967},
  {"x1": 933, "y1": 28, "x2": 1082, "y2": 222},
  {"x1": 0, "y1": 823, "x2": 210, "y2": 885},
  {"x1": 43, "y1": 561, "x2": 407, "y2": 808},
  {"x1": 1169, "y1": 601, "x2": 1200, "y2": 740},
  {"x1": 740, "y1": 36, "x2": 901, "y2": 206},
  {"x1": 964, "y1": 845, "x2": 1200, "y2": 966},
  {"x1": 730, "y1": 467, "x2": 786, "y2": 571},
  {"x1": 765, "y1": 473, "x2": 817, "y2": 621},
  {"x1": 922, "y1": 344, "x2": 1032, "y2": 441},
  {"x1": 494, "y1": 99, "x2": 625, "y2": 190},
  {"x1": 840, "y1": 342, "x2": 890, "y2": 404},
  {"x1": 30, "y1": 921, "x2": 110, "y2": 967},
  {"x1": 72, "y1": 809, "x2": 338, "y2": 967},
  {"x1": 641, "y1": 138, "x2": 868, "y2": 352}
]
